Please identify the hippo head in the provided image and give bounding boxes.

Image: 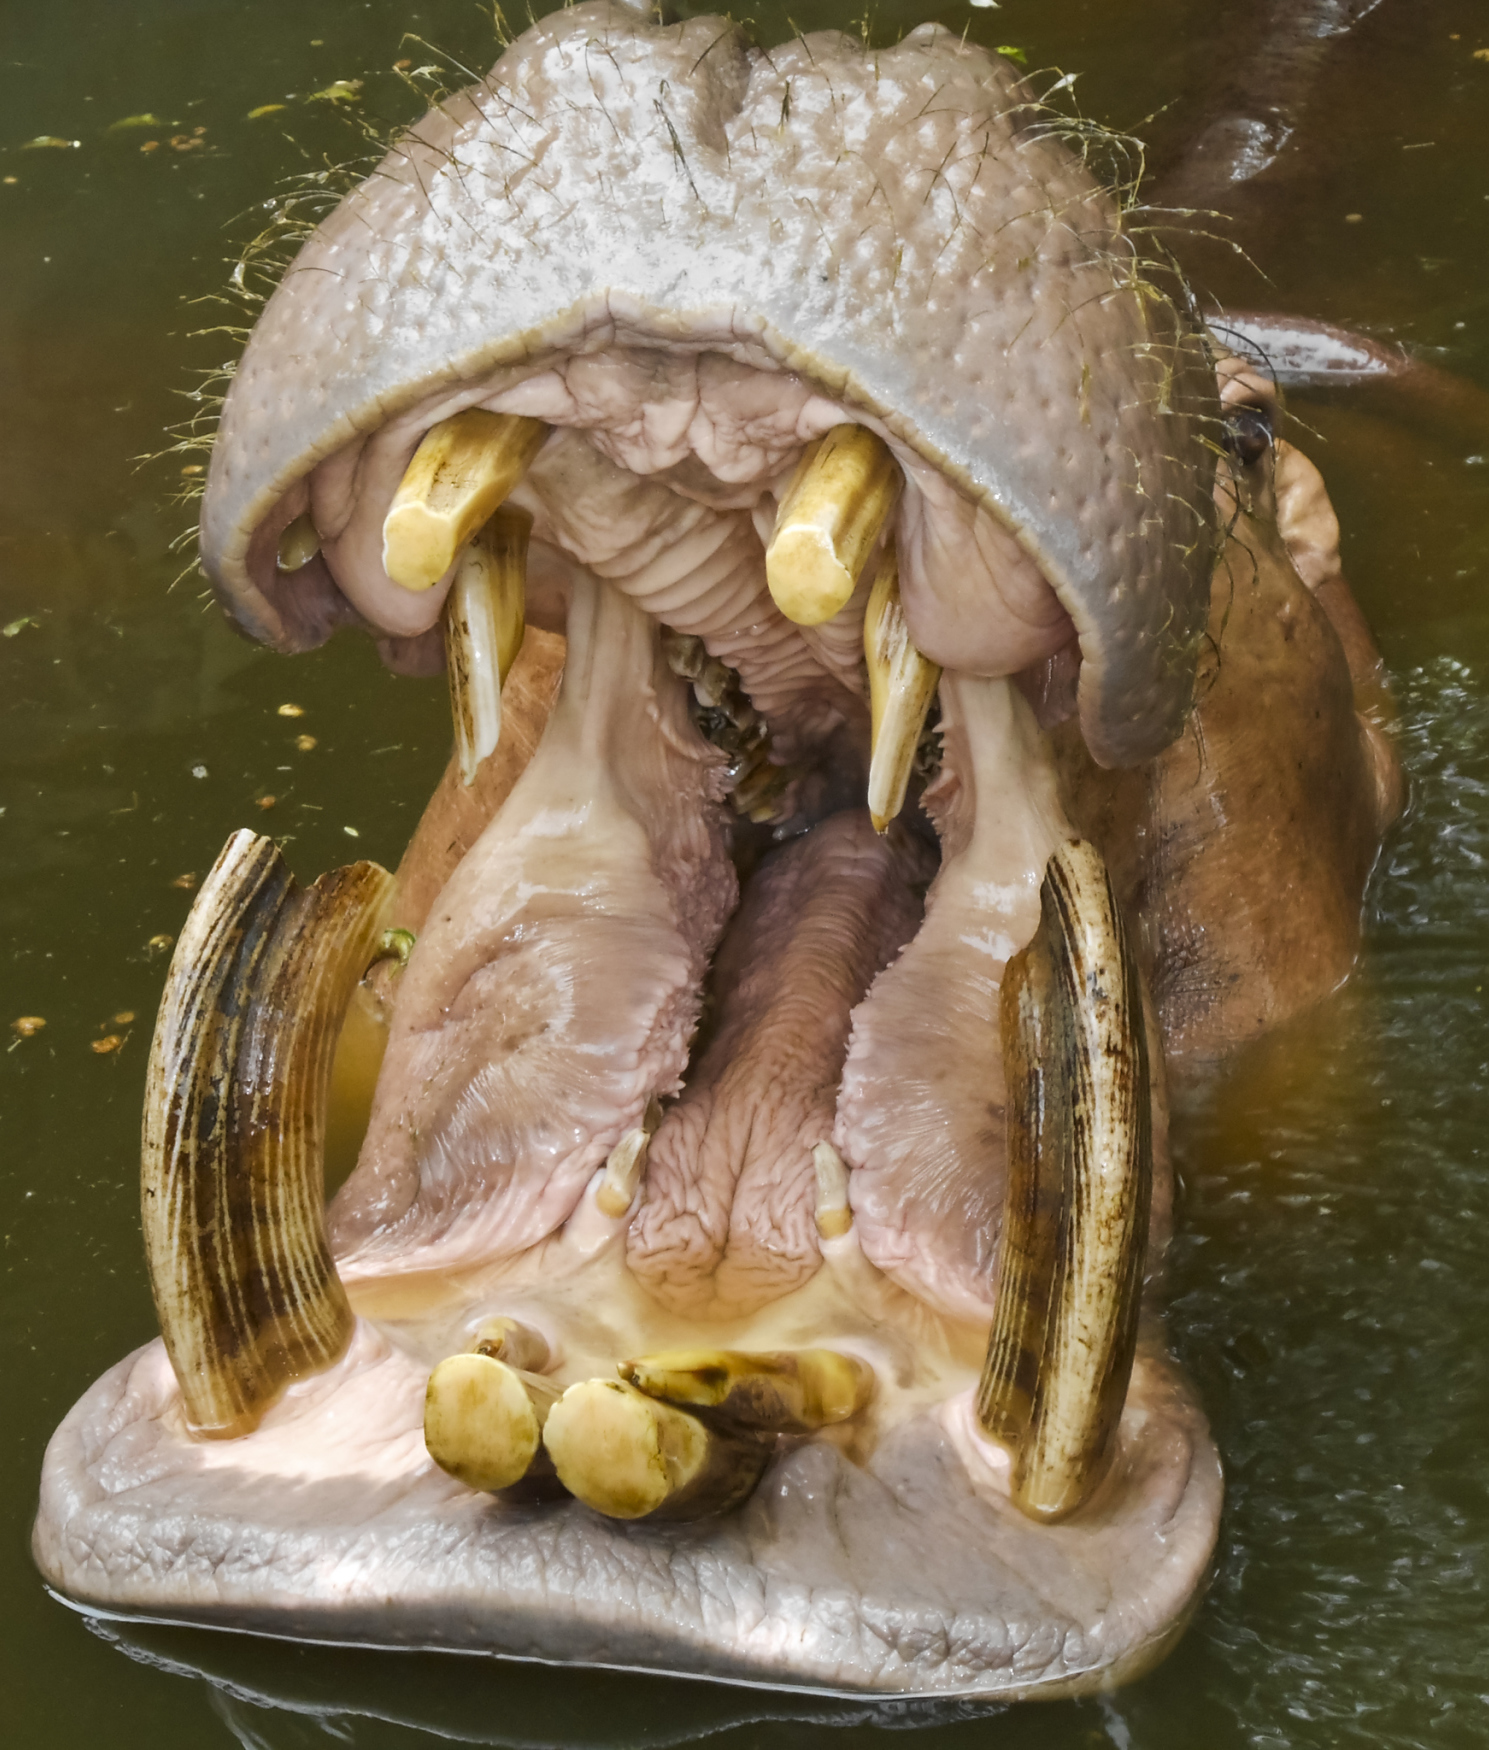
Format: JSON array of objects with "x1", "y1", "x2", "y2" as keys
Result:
[{"x1": 34, "y1": 1, "x2": 1398, "y2": 1704}]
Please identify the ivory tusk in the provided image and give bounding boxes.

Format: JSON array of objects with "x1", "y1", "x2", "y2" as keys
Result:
[
  {"x1": 141, "y1": 831, "x2": 393, "y2": 1437},
  {"x1": 424, "y1": 1352, "x2": 562, "y2": 1493},
  {"x1": 977, "y1": 838, "x2": 1152, "y2": 1522},
  {"x1": 443, "y1": 505, "x2": 530, "y2": 786},
  {"x1": 765, "y1": 425, "x2": 901, "y2": 626},
  {"x1": 382, "y1": 409, "x2": 546, "y2": 592},
  {"x1": 864, "y1": 543, "x2": 941, "y2": 833},
  {"x1": 541, "y1": 1378, "x2": 771, "y2": 1520},
  {"x1": 619, "y1": 1347, "x2": 875, "y2": 1433}
]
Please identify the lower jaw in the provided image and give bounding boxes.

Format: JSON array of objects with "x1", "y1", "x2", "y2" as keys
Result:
[{"x1": 32, "y1": 564, "x2": 1221, "y2": 1702}]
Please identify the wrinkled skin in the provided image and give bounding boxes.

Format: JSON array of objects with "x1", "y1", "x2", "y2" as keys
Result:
[{"x1": 34, "y1": 4, "x2": 1400, "y2": 1702}]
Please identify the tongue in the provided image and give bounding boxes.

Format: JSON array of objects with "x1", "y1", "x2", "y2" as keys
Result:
[
  {"x1": 328, "y1": 573, "x2": 736, "y2": 1278},
  {"x1": 835, "y1": 676, "x2": 1073, "y2": 1324},
  {"x1": 627, "y1": 811, "x2": 932, "y2": 1320}
]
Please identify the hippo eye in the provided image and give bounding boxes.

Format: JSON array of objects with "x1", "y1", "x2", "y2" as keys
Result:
[{"x1": 1222, "y1": 402, "x2": 1274, "y2": 466}]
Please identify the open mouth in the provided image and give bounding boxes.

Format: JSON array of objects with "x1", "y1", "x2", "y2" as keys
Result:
[{"x1": 34, "y1": 0, "x2": 1377, "y2": 1701}]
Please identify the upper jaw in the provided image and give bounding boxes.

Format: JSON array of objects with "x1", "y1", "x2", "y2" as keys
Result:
[{"x1": 200, "y1": 0, "x2": 1217, "y2": 769}]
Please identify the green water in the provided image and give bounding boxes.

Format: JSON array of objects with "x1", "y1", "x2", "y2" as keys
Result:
[{"x1": 3, "y1": 2, "x2": 1486, "y2": 1744}]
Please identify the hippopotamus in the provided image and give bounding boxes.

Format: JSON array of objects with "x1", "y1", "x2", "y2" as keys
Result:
[{"x1": 32, "y1": 2, "x2": 1402, "y2": 1702}]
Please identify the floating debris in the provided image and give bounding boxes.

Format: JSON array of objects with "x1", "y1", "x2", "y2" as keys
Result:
[
  {"x1": 247, "y1": 104, "x2": 287, "y2": 119},
  {"x1": 171, "y1": 872, "x2": 198, "y2": 891},
  {"x1": 277, "y1": 703, "x2": 305, "y2": 718},
  {"x1": 112, "y1": 1011, "x2": 136, "y2": 1025},
  {"x1": 22, "y1": 136, "x2": 80, "y2": 151},
  {"x1": 2, "y1": 616, "x2": 39, "y2": 637},
  {"x1": 294, "y1": 733, "x2": 318, "y2": 752},
  {"x1": 343, "y1": 826, "x2": 360, "y2": 838},
  {"x1": 307, "y1": 79, "x2": 363, "y2": 105},
  {"x1": 10, "y1": 1016, "x2": 46, "y2": 1038},
  {"x1": 108, "y1": 114, "x2": 174, "y2": 132},
  {"x1": 256, "y1": 795, "x2": 277, "y2": 812},
  {"x1": 146, "y1": 934, "x2": 174, "y2": 957},
  {"x1": 91, "y1": 1034, "x2": 125, "y2": 1055}
]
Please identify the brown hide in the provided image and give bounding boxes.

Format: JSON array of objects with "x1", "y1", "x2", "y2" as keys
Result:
[{"x1": 1055, "y1": 447, "x2": 1402, "y2": 1062}]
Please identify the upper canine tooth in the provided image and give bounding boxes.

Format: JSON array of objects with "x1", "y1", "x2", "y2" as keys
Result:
[
  {"x1": 765, "y1": 425, "x2": 901, "y2": 626},
  {"x1": 619, "y1": 1346, "x2": 875, "y2": 1433},
  {"x1": 141, "y1": 830, "x2": 394, "y2": 1436},
  {"x1": 812, "y1": 1140, "x2": 853, "y2": 1239},
  {"x1": 864, "y1": 542, "x2": 941, "y2": 833},
  {"x1": 381, "y1": 410, "x2": 546, "y2": 592},
  {"x1": 443, "y1": 505, "x2": 530, "y2": 786},
  {"x1": 276, "y1": 512, "x2": 321, "y2": 572},
  {"x1": 976, "y1": 839, "x2": 1152, "y2": 1522}
]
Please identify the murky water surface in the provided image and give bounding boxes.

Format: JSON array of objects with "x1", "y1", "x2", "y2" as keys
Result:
[{"x1": 3, "y1": 2, "x2": 1487, "y2": 1744}]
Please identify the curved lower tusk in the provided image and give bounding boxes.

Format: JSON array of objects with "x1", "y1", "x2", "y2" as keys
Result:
[
  {"x1": 382, "y1": 409, "x2": 547, "y2": 593},
  {"x1": 864, "y1": 542, "x2": 941, "y2": 832},
  {"x1": 977, "y1": 838, "x2": 1152, "y2": 1522},
  {"x1": 141, "y1": 830, "x2": 394, "y2": 1437},
  {"x1": 443, "y1": 505, "x2": 531, "y2": 786},
  {"x1": 765, "y1": 425, "x2": 901, "y2": 626},
  {"x1": 619, "y1": 1347, "x2": 875, "y2": 1433},
  {"x1": 542, "y1": 1379, "x2": 771, "y2": 1520}
]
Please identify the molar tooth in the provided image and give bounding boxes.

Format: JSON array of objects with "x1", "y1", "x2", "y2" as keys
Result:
[
  {"x1": 765, "y1": 425, "x2": 902, "y2": 627},
  {"x1": 443, "y1": 505, "x2": 530, "y2": 786},
  {"x1": 619, "y1": 1347, "x2": 875, "y2": 1433},
  {"x1": 472, "y1": 1316, "x2": 551, "y2": 1374},
  {"x1": 594, "y1": 1124, "x2": 651, "y2": 1218},
  {"x1": 541, "y1": 1379, "x2": 770, "y2": 1520},
  {"x1": 864, "y1": 543, "x2": 942, "y2": 833},
  {"x1": 141, "y1": 831, "x2": 394, "y2": 1437},
  {"x1": 812, "y1": 1140, "x2": 854, "y2": 1239},
  {"x1": 977, "y1": 838, "x2": 1152, "y2": 1522},
  {"x1": 382, "y1": 410, "x2": 546, "y2": 593},
  {"x1": 276, "y1": 511, "x2": 321, "y2": 572},
  {"x1": 424, "y1": 1353, "x2": 561, "y2": 1493}
]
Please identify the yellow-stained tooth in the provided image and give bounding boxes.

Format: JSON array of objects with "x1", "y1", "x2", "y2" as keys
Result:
[
  {"x1": 424, "y1": 1352, "x2": 561, "y2": 1493},
  {"x1": 595, "y1": 1124, "x2": 652, "y2": 1218},
  {"x1": 766, "y1": 425, "x2": 901, "y2": 626},
  {"x1": 382, "y1": 409, "x2": 546, "y2": 592},
  {"x1": 864, "y1": 543, "x2": 941, "y2": 833},
  {"x1": 276, "y1": 511, "x2": 321, "y2": 572},
  {"x1": 443, "y1": 505, "x2": 530, "y2": 786},
  {"x1": 812, "y1": 1140, "x2": 854, "y2": 1239},
  {"x1": 619, "y1": 1347, "x2": 875, "y2": 1433},
  {"x1": 541, "y1": 1379, "x2": 770, "y2": 1520},
  {"x1": 472, "y1": 1316, "x2": 551, "y2": 1374}
]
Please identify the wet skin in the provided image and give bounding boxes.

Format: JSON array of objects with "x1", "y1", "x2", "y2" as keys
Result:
[{"x1": 33, "y1": 2, "x2": 1401, "y2": 1702}]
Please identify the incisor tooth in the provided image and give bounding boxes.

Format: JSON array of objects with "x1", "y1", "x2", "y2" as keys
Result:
[
  {"x1": 864, "y1": 543, "x2": 941, "y2": 833},
  {"x1": 812, "y1": 1140, "x2": 853, "y2": 1239},
  {"x1": 977, "y1": 838, "x2": 1152, "y2": 1522},
  {"x1": 541, "y1": 1379, "x2": 770, "y2": 1520},
  {"x1": 765, "y1": 425, "x2": 901, "y2": 626},
  {"x1": 424, "y1": 1353, "x2": 561, "y2": 1493},
  {"x1": 472, "y1": 1316, "x2": 551, "y2": 1374},
  {"x1": 595, "y1": 1124, "x2": 651, "y2": 1218},
  {"x1": 276, "y1": 511, "x2": 320, "y2": 572},
  {"x1": 619, "y1": 1347, "x2": 875, "y2": 1433},
  {"x1": 443, "y1": 505, "x2": 530, "y2": 786},
  {"x1": 382, "y1": 409, "x2": 546, "y2": 592}
]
